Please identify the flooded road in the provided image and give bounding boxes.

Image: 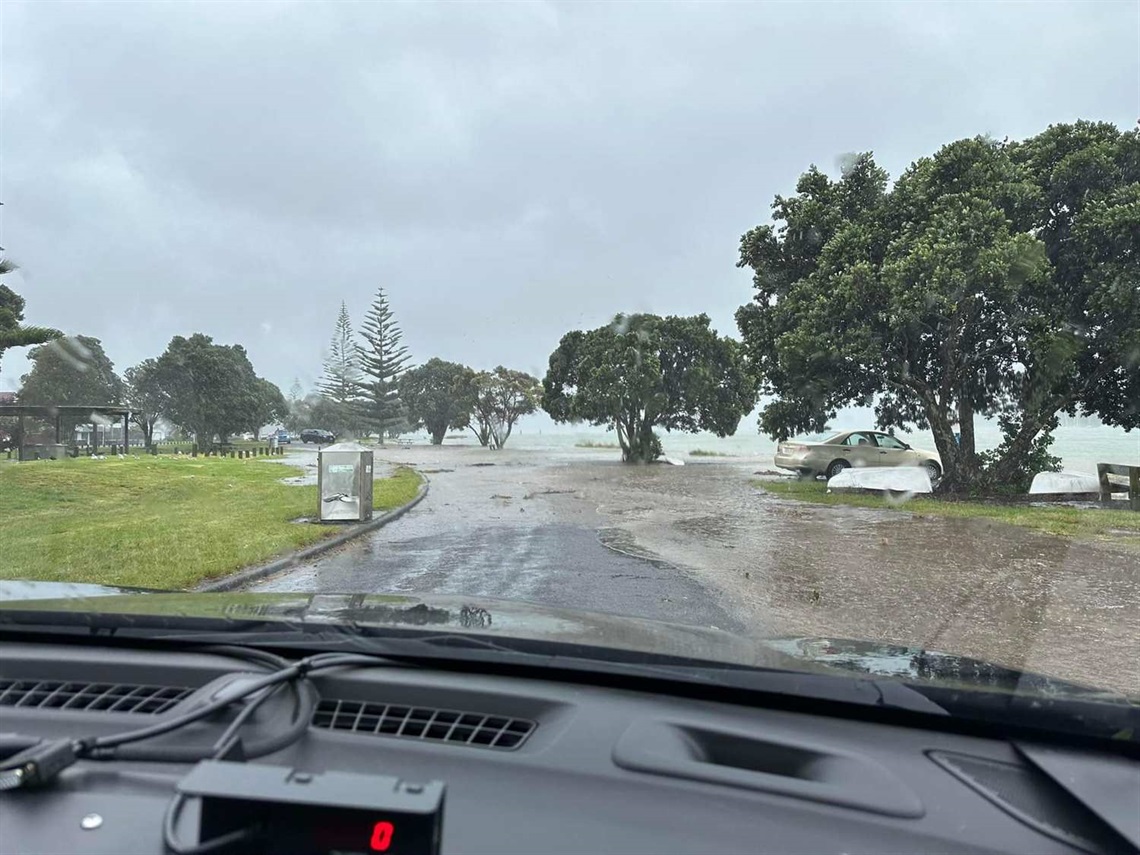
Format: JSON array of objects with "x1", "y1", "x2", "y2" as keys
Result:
[
  {"x1": 254, "y1": 443, "x2": 1140, "y2": 697},
  {"x1": 251, "y1": 447, "x2": 739, "y2": 631}
]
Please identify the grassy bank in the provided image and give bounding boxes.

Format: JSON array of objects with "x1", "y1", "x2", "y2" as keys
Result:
[
  {"x1": 689, "y1": 449, "x2": 734, "y2": 457},
  {"x1": 0, "y1": 457, "x2": 422, "y2": 589},
  {"x1": 757, "y1": 478, "x2": 1140, "y2": 544},
  {"x1": 575, "y1": 440, "x2": 620, "y2": 449}
]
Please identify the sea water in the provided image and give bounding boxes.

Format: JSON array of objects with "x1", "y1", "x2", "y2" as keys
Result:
[{"x1": 500, "y1": 423, "x2": 1138, "y2": 474}]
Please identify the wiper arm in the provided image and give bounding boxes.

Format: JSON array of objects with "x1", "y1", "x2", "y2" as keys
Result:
[{"x1": 149, "y1": 627, "x2": 948, "y2": 716}]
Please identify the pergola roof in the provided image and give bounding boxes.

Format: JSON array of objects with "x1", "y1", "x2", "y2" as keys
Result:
[{"x1": 0, "y1": 404, "x2": 130, "y2": 417}]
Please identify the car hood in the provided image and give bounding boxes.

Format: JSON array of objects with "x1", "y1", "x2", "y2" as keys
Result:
[
  {"x1": 0, "y1": 581, "x2": 792, "y2": 670},
  {"x1": 0, "y1": 581, "x2": 1120, "y2": 700}
]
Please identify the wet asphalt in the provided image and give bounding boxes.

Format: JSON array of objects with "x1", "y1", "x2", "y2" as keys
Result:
[
  {"x1": 250, "y1": 448, "x2": 740, "y2": 632},
  {"x1": 251, "y1": 443, "x2": 1140, "y2": 696}
]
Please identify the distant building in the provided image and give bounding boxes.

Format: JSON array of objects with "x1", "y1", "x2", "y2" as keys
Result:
[{"x1": 73, "y1": 420, "x2": 126, "y2": 447}]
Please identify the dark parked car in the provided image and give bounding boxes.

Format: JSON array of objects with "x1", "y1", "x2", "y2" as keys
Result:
[{"x1": 300, "y1": 428, "x2": 336, "y2": 444}]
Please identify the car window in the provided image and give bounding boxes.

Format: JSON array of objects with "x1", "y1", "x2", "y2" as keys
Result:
[
  {"x1": 876, "y1": 435, "x2": 908, "y2": 450},
  {"x1": 804, "y1": 431, "x2": 844, "y2": 444},
  {"x1": 843, "y1": 433, "x2": 875, "y2": 447}
]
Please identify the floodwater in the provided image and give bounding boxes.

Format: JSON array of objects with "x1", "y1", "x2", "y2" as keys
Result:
[{"x1": 258, "y1": 443, "x2": 1140, "y2": 697}]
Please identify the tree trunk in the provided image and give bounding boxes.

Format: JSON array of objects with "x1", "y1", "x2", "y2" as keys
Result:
[
  {"x1": 430, "y1": 427, "x2": 445, "y2": 445},
  {"x1": 622, "y1": 421, "x2": 658, "y2": 464},
  {"x1": 917, "y1": 394, "x2": 962, "y2": 491},
  {"x1": 989, "y1": 417, "x2": 1045, "y2": 485},
  {"x1": 957, "y1": 399, "x2": 975, "y2": 462},
  {"x1": 468, "y1": 422, "x2": 491, "y2": 446},
  {"x1": 498, "y1": 421, "x2": 514, "y2": 448}
]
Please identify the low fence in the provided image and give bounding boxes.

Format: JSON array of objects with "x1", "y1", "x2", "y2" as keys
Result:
[{"x1": 5, "y1": 442, "x2": 286, "y2": 461}]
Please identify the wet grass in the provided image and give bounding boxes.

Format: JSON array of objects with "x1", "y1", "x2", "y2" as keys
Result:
[
  {"x1": 757, "y1": 478, "x2": 1140, "y2": 545},
  {"x1": 575, "y1": 440, "x2": 620, "y2": 449},
  {"x1": 0, "y1": 457, "x2": 422, "y2": 589}
]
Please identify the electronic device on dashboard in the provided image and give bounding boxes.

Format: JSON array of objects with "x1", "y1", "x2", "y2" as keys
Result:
[{"x1": 175, "y1": 761, "x2": 445, "y2": 855}]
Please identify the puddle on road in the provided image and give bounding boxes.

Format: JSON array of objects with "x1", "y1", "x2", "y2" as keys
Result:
[
  {"x1": 673, "y1": 514, "x2": 734, "y2": 541},
  {"x1": 598, "y1": 527, "x2": 674, "y2": 568},
  {"x1": 560, "y1": 462, "x2": 1140, "y2": 697}
]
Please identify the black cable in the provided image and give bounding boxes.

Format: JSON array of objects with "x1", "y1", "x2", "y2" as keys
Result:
[
  {"x1": 156, "y1": 651, "x2": 393, "y2": 854},
  {"x1": 209, "y1": 683, "x2": 282, "y2": 759},
  {"x1": 86, "y1": 666, "x2": 301, "y2": 755},
  {"x1": 2, "y1": 648, "x2": 392, "y2": 799},
  {"x1": 198, "y1": 644, "x2": 293, "y2": 671},
  {"x1": 85, "y1": 652, "x2": 388, "y2": 762}
]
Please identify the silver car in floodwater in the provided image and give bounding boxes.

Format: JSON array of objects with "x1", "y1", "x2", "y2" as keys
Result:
[{"x1": 775, "y1": 430, "x2": 942, "y2": 481}]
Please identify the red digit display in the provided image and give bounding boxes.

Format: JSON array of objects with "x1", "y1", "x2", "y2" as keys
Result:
[{"x1": 370, "y1": 820, "x2": 395, "y2": 852}]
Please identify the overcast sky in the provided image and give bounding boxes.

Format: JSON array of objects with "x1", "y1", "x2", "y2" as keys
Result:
[{"x1": 1, "y1": 1, "x2": 1137, "y2": 420}]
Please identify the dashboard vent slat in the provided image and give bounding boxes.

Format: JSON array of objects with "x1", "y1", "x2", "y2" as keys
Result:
[
  {"x1": 0, "y1": 680, "x2": 192, "y2": 715},
  {"x1": 312, "y1": 699, "x2": 535, "y2": 750}
]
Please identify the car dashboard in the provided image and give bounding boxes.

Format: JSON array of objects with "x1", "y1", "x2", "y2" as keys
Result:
[{"x1": 1, "y1": 638, "x2": 1137, "y2": 855}]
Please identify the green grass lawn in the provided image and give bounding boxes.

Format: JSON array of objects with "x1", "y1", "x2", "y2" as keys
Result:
[
  {"x1": 757, "y1": 478, "x2": 1140, "y2": 545},
  {"x1": 0, "y1": 457, "x2": 422, "y2": 590}
]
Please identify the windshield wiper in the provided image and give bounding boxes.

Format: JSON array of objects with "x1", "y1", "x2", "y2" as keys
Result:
[
  {"x1": 117, "y1": 624, "x2": 953, "y2": 716},
  {"x1": 0, "y1": 610, "x2": 945, "y2": 716},
  {"x1": 3, "y1": 610, "x2": 1134, "y2": 750}
]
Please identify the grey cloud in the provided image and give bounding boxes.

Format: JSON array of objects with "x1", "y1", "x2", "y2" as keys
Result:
[{"x1": 1, "y1": 0, "x2": 1135, "y2": 404}]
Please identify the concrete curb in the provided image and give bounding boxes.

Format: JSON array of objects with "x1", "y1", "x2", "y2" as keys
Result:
[{"x1": 195, "y1": 477, "x2": 429, "y2": 593}]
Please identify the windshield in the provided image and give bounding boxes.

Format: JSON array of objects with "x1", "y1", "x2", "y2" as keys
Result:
[{"x1": 1, "y1": 1, "x2": 1137, "y2": 738}]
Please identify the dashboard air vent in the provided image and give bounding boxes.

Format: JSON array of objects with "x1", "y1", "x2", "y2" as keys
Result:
[
  {"x1": 0, "y1": 679, "x2": 193, "y2": 715},
  {"x1": 312, "y1": 699, "x2": 536, "y2": 750}
]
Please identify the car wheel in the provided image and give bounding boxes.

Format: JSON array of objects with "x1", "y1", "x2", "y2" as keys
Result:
[
  {"x1": 826, "y1": 460, "x2": 850, "y2": 479},
  {"x1": 922, "y1": 461, "x2": 941, "y2": 482}
]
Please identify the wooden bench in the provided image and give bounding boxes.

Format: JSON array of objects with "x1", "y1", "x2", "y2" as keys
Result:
[{"x1": 1097, "y1": 463, "x2": 1140, "y2": 511}]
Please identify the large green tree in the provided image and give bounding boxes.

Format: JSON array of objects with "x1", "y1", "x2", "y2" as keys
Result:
[
  {"x1": 471, "y1": 366, "x2": 542, "y2": 449},
  {"x1": 543, "y1": 314, "x2": 757, "y2": 462},
  {"x1": 18, "y1": 335, "x2": 123, "y2": 445},
  {"x1": 253, "y1": 378, "x2": 290, "y2": 434},
  {"x1": 317, "y1": 302, "x2": 363, "y2": 436},
  {"x1": 1, "y1": 258, "x2": 61, "y2": 375},
  {"x1": 152, "y1": 333, "x2": 284, "y2": 445},
  {"x1": 398, "y1": 358, "x2": 475, "y2": 445},
  {"x1": 356, "y1": 287, "x2": 411, "y2": 441},
  {"x1": 736, "y1": 122, "x2": 1139, "y2": 491},
  {"x1": 19, "y1": 335, "x2": 123, "y2": 405},
  {"x1": 123, "y1": 359, "x2": 166, "y2": 449}
]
